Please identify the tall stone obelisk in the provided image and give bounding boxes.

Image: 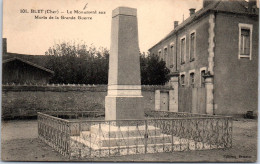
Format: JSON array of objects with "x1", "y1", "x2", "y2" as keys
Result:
[{"x1": 105, "y1": 7, "x2": 144, "y2": 120}]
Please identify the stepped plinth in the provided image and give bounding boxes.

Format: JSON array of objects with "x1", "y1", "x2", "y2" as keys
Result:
[{"x1": 70, "y1": 124, "x2": 218, "y2": 158}]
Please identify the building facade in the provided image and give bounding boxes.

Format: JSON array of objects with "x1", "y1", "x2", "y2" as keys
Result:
[
  {"x1": 2, "y1": 57, "x2": 54, "y2": 85},
  {"x1": 149, "y1": 0, "x2": 258, "y2": 116},
  {"x1": 2, "y1": 38, "x2": 54, "y2": 85}
]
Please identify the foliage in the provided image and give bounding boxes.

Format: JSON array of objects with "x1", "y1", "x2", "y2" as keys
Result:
[
  {"x1": 45, "y1": 41, "x2": 170, "y2": 85},
  {"x1": 140, "y1": 53, "x2": 170, "y2": 85},
  {"x1": 45, "y1": 41, "x2": 109, "y2": 84}
]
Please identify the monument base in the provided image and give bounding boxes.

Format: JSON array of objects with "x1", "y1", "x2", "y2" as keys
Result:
[
  {"x1": 70, "y1": 124, "x2": 218, "y2": 158},
  {"x1": 105, "y1": 96, "x2": 144, "y2": 120}
]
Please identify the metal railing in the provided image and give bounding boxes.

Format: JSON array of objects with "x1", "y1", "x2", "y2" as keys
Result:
[
  {"x1": 145, "y1": 110, "x2": 216, "y2": 118},
  {"x1": 38, "y1": 112, "x2": 71, "y2": 157},
  {"x1": 38, "y1": 112, "x2": 232, "y2": 159},
  {"x1": 43, "y1": 111, "x2": 105, "y2": 119}
]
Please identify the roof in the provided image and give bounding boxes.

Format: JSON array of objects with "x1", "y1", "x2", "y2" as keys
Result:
[
  {"x1": 3, "y1": 57, "x2": 54, "y2": 74},
  {"x1": 3, "y1": 52, "x2": 50, "y2": 67},
  {"x1": 149, "y1": 0, "x2": 258, "y2": 51}
]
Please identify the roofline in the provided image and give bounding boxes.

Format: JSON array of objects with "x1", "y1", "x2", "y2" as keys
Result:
[
  {"x1": 148, "y1": 9, "x2": 258, "y2": 52},
  {"x1": 6, "y1": 52, "x2": 46, "y2": 57},
  {"x1": 2, "y1": 57, "x2": 54, "y2": 74},
  {"x1": 148, "y1": 9, "x2": 211, "y2": 52}
]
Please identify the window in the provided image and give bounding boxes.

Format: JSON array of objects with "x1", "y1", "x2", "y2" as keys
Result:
[
  {"x1": 189, "y1": 73, "x2": 195, "y2": 88},
  {"x1": 200, "y1": 67, "x2": 207, "y2": 87},
  {"x1": 240, "y1": 29, "x2": 250, "y2": 55},
  {"x1": 201, "y1": 70, "x2": 206, "y2": 87},
  {"x1": 158, "y1": 49, "x2": 162, "y2": 59},
  {"x1": 170, "y1": 43, "x2": 174, "y2": 68},
  {"x1": 238, "y1": 23, "x2": 253, "y2": 60},
  {"x1": 181, "y1": 75, "x2": 185, "y2": 87},
  {"x1": 180, "y1": 36, "x2": 186, "y2": 64},
  {"x1": 189, "y1": 32, "x2": 196, "y2": 61},
  {"x1": 180, "y1": 72, "x2": 185, "y2": 87},
  {"x1": 189, "y1": 70, "x2": 195, "y2": 88},
  {"x1": 164, "y1": 46, "x2": 168, "y2": 66}
]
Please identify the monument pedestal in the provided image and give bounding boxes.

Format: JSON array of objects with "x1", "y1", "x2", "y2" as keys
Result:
[
  {"x1": 70, "y1": 124, "x2": 215, "y2": 158},
  {"x1": 105, "y1": 96, "x2": 144, "y2": 120}
]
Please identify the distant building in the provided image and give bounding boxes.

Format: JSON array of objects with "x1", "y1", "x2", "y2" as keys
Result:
[
  {"x1": 2, "y1": 38, "x2": 54, "y2": 85},
  {"x1": 2, "y1": 57, "x2": 54, "y2": 85},
  {"x1": 149, "y1": 0, "x2": 258, "y2": 116}
]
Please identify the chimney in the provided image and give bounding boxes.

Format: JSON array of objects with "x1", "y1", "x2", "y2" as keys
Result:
[
  {"x1": 174, "y1": 21, "x2": 179, "y2": 29},
  {"x1": 189, "y1": 8, "x2": 196, "y2": 16},
  {"x1": 2, "y1": 38, "x2": 7, "y2": 54},
  {"x1": 248, "y1": 0, "x2": 257, "y2": 13},
  {"x1": 203, "y1": 0, "x2": 214, "y2": 8}
]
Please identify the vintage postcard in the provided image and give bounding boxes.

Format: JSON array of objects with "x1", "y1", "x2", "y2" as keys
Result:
[{"x1": 1, "y1": 0, "x2": 258, "y2": 162}]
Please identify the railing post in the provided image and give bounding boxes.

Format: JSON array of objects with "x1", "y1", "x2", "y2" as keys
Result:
[
  {"x1": 171, "y1": 119, "x2": 174, "y2": 152},
  {"x1": 127, "y1": 121, "x2": 129, "y2": 155},
  {"x1": 89, "y1": 122, "x2": 92, "y2": 157},
  {"x1": 230, "y1": 118, "x2": 233, "y2": 148},
  {"x1": 99, "y1": 122, "x2": 101, "y2": 157},
  {"x1": 37, "y1": 113, "x2": 40, "y2": 139},
  {"x1": 144, "y1": 120, "x2": 148, "y2": 154},
  {"x1": 109, "y1": 121, "x2": 111, "y2": 156},
  {"x1": 67, "y1": 122, "x2": 71, "y2": 159},
  {"x1": 79, "y1": 121, "x2": 81, "y2": 136}
]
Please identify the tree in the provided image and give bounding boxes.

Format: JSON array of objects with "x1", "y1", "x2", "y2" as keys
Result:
[
  {"x1": 140, "y1": 53, "x2": 170, "y2": 85},
  {"x1": 45, "y1": 41, "x2": 169, "y2": 85},
  {"x1": 45, "y1": 41, "x2": 109, "y2": 84}
]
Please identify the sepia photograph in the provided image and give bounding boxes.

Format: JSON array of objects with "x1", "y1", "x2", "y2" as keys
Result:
[{"x1": 1, "y1": 0, "x2": 258, "y2": 162}]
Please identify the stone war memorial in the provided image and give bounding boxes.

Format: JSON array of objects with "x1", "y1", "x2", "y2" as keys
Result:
[
  {"x1": 37, "y1": 6, "x2": 233, "y2": 160},
  {"x1": 105, "y1": 7, "x2": 144, "y2": 121}
]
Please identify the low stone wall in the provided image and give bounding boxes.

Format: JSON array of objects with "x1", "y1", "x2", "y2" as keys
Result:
[
  {"x1": 2, "y1": 84, "x2": 172, "y2": 92},
  {"x1": 2, "y1": 85, "x2": 170, "y2": 119}
]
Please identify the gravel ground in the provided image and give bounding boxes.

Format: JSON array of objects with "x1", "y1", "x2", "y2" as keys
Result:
[{"x1": 1, "y1": 118, "x2": 257, "y2": 162}]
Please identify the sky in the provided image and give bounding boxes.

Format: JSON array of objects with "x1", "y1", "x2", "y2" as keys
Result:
[{"x1": 3, "y1": 0, "x2": 204, "y2": 55}]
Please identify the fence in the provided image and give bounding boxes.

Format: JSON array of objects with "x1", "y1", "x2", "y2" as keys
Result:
[
  {"x1": 38, "y1": 112, "x2": 71, "y2": 157},
  {"x1": 38, "y1": 111, "x2": 232, "y2": 159}
]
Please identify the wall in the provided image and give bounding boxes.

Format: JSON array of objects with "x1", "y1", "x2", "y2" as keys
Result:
[
  {"x1": 214, "y1": 12, "x2": 258, "y2": 115},
  {"x1": 149, "y1": 13, "x2": 211, "y2": 115},
  {"x1": 176, "y1": 14, "x2": 210, "y2": 88},
  {"x1": 2, "y1": 60, "x2": 52, "y2": 85},
  {"x1": 149, "y1": 14, "x2": 210, "y2": 88},
  {"x1": 2, "y1": 85, "x2": 168, "y2": 119}
]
